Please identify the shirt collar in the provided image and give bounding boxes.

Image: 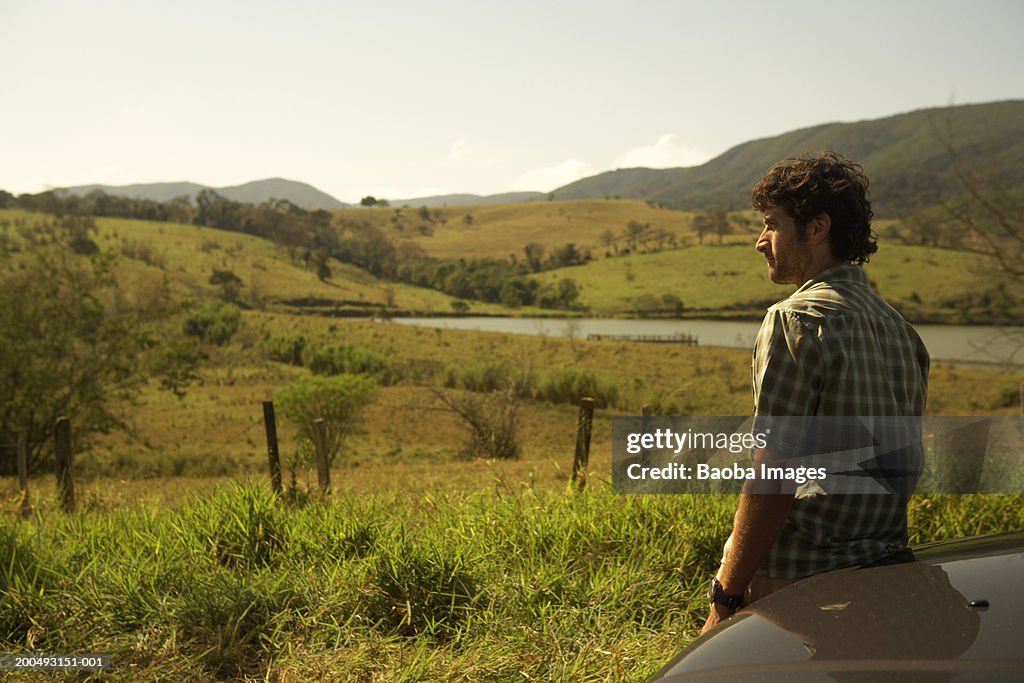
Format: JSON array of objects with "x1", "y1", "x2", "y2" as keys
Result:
[{"x1": 793, "y1": 262, "x2": 866, "y2": 294}]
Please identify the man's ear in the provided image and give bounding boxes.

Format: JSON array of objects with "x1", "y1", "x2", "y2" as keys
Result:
[{"x1": 806, "y1": 212, "x2": 831, "y2": 246}]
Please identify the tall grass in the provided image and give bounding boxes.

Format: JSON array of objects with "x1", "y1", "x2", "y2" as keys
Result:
[
  {"x1": 443, "y1": 361, "x2": 620, "y2": 409},
  {"x1": 1, "y1": 482, "x2": 1020, "y2": 680}
]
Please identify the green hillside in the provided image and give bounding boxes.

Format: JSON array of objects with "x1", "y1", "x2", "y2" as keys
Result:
[
  {"x1": 535, "y1": 241, "x2": 1024, "y2": 323},
  {"x1": 552, "y1": 100, "x2": 1024, "y2": 217},
  {"x1": 334, "y1": 199, "x2": 710, "y2": 261},
  {"x1": 0, "y1": 209, "x2": 506, "y2": 316}
]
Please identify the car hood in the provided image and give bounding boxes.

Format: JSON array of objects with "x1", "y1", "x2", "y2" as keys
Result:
[{"x1": 652, "y1": 531, "x2": 1024, "y2": 682}]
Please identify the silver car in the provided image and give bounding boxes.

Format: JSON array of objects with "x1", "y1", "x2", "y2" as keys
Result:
[{"x1": 652, "y1": 531, "x2": 1024, "y2": 682}]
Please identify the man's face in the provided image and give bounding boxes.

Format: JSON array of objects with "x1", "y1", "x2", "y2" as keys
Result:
[{"x1": 756, "y1": 205, "x2": 812, "y2": 285}]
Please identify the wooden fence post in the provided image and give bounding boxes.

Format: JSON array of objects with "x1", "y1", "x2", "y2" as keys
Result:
[
  {"x1": 572, "y1": 397, "x2": 596, "y2": 491},
  {"x1": 641, "y1": 404, "x2": 653, "y2": 468},
  {"x1": 17, "y1": 433, "x2": 30, "y2": 519},
  {"x1": 311, "y1": 418, "x2": 331, "y2": 494},
  {"x1": 262, "y1": 401, "x2": 283, "y2": 496},
  {"x1": 54, "y1": 417, "x2": 75, "y2": 513}
]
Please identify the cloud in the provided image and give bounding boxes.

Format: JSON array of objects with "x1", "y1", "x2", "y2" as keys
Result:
[
  {"x1": 449, "y1": 138, "x2": 471, "y2": 163},
  {"x1": 448, "y1": 138, "x2": 501, "y2": 167},
  {"x1": 614, "y1": 134, "x2": 712, "y2": 169},
  {"x1": 513, "y1": 159, "x2": 597, "y2": 192}
]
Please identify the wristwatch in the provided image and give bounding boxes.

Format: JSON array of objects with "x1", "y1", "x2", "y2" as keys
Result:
[{"x1": 708, "y1": 578, "x2": 745, "y2": 611}]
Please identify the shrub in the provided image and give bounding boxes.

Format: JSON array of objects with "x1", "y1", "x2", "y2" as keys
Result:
[
  {"x1": 308, "y1": 344, "x2": 394, "y2": 383},
  {"x1": 430, "y1": 385, "x2": 521, "y2": 459},
  {"x1": 538, "y1": 369, "x2": 618, "y2": 408},
  {"x1": 260, "y1": 333, "x2": 307, "y2": 366},
  {"x1": 183, "y1": 301, "x2": 241, "y2": 346},
  {"x1": 442, "y1": 362, "x2": 536, "y2": 398}
]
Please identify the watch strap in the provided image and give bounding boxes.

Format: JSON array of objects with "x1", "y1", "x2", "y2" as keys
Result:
[{"x1": 710, "y1": 578, "x2": 745, "y2": 610}]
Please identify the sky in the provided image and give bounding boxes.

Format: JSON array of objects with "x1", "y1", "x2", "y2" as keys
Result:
[{"x1": 1, "y1": 0, "x2": 1022, "y2": 203}]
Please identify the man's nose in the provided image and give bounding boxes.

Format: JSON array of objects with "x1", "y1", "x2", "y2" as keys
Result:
[{"x1": 755, "y1": 229, "x2": 769, "y2": 253}]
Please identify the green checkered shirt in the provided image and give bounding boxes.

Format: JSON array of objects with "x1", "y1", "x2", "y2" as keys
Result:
[{"x1": 751, "y1": 263, "x2": 930, "y2": 579}]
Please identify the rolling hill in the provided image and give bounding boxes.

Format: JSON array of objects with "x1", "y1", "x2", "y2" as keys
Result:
[
  {"x1": 551, "y1": 100, "x2": 1024, "y2": 217},
  {"x1": 334, "y1": 199, "x2": 706, "y2": 261},
  {"x1": 388, "y1": 191, "x2": 545, "y2": 207},
  {"x1": 533, "y1": 240, "x2": 1024, "y2": 323},
  {"x1": 58, "y1": 177, "x2": 348, "y2": 210}
]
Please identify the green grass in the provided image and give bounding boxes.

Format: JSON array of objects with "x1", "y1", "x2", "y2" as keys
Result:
[
  {"x1": 538, "y1": 241, "x2": 1024, "y2": 322},
  {"x1": 0, "y1": 209, "x2": 512, "y2": 316},
  {"x1": 3, "y1": 203, "x2": 1023, "y2": 679},
  {"x1": 64, "y1": 311, "x2": 1023, "y2": 484},
  {"x1": 332, "y1": 199, "x2": 705, "y2": 262},
  {"x1": 6, "y1": 205, "x2": 1018, "y2": 323},
  {"x1": 1, "y1": 482, "x2": 1020, "y2": 681}
]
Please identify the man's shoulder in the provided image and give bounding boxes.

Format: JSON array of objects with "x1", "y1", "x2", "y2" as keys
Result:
[{"x1": 771, "y1": 264, "x2": 898, "y2": 322}]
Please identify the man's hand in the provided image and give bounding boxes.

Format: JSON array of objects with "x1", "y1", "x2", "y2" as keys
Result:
[{"x1": 700, "y1": 603, "x2": 736, "y2": 635}]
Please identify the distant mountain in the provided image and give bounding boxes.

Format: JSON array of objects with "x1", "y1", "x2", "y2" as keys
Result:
[
  {"x1": 58, "y1": 181, "x2": 209, "y2": 204},
  {"x1": 59, "y1": 177, "x2": 348, "y2": 210},
  {"x1": 389, "y1": 191, "x2": 544, "y2": 207},
  {"x1": 551, "y1": 100, "x2": 1024, "y2": 217},
  {"x1": 216, "y1": 179, "x2": 347, "y2": 209}
]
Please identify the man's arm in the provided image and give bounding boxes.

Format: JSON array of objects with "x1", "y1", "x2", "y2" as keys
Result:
[{"x1": 701, "y1": 448, "x2": 794, "y2": 634}]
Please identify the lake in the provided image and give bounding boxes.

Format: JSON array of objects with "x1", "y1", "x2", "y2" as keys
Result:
[{"x1": 391, "y1": 316, "x2": 1024, "y2": 366}]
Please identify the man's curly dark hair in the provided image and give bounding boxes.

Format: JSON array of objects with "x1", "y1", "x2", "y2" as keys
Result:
[{"x1": 752, "y1": 151, "x2": 877, "y2": 265}]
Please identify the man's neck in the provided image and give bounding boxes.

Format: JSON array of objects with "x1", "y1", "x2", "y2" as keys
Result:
[{"x1": 801, "y1": 258, "x2": 847, "y2": 284}]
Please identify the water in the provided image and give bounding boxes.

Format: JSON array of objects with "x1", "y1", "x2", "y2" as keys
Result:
[{"x1": 391, "y1": 316, "x2": 1024, "y2": 366}]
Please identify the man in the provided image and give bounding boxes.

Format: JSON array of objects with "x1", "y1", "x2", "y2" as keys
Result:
[{"x1": 701, "y1": 151, "x2": 930, "y2": 634}]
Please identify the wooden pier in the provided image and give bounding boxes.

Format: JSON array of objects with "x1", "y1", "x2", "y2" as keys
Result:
[{"x1": 586, "y1": 333, "x2": 698, "y2": 345}]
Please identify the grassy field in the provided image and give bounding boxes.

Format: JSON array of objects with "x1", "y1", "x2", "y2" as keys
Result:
[
  {"x1": 2, "y1": 480, "x2": 1022, "y2": 682},
  {"x1": 538, "y1": 241, "x2": 1024, "y2": 321},
  {"x1": 60, "y1": 312, "x2": 1023, "y2": 484},
  {"x1": 0, "y1": 209, "x2": 510, "y2": 316},
  {"x1": 3, "y1": 203, "x2": 1024, "y2": 680},
  {"x1": 333, "y1": 200, "x2": 723, "y2": 262},
  {"x1": 4, "y1": 205, "x2": 1017, "y2": 323}
]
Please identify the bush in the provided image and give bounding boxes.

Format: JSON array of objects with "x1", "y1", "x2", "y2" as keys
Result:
[
  {"x1": 430, "y1": 386, "x2": 521, "y2": 460},
  {"x1": 538, "y1": 369, "x2": 618, "y2": 408},
  {"x1": 260, "y1": 334, "x2": 307, "y2": 366},
  {"x1": 183, "y1": 301, "x2": 241, "y2": 346},
  {"x1": 308, "y1": 344, "x2": 394, "y2": 383},
  {"x1": 442, "y1": 362, "x2": 533, "y2": 396}
]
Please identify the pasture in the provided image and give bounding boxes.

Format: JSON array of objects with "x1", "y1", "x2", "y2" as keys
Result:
[{"x1": 2, "y1": 203, "x2": 1023, "y2": 680}]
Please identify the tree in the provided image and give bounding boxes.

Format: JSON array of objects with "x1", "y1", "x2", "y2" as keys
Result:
[
  {"x1": 0, "y1": 221, "x2": 202, "y2": 474},
  {"x1": 712, "y1": 210, "x2": 733, "y2": 243},
  {"x1": 360, "y1": 196, "x2": 378, "y2": 207},
  {"x1": 940, "y1": 147, "x2": 1024, "y2": 283},
  {"x1": 312, "y1": 248, "x2": 332, "y2": 281},
  {"x1": 625, "y1": 221, "x2": 649, "y2": 251},
  {"x1": 275, "y1": 374, "x2": 378, "y2": 465},
  {"x1": 523, "y1": 242, "x2": 545, "y2": 272},
  {"x1": 692, "y1": 213, "x2": 715, "y2": 245}
]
